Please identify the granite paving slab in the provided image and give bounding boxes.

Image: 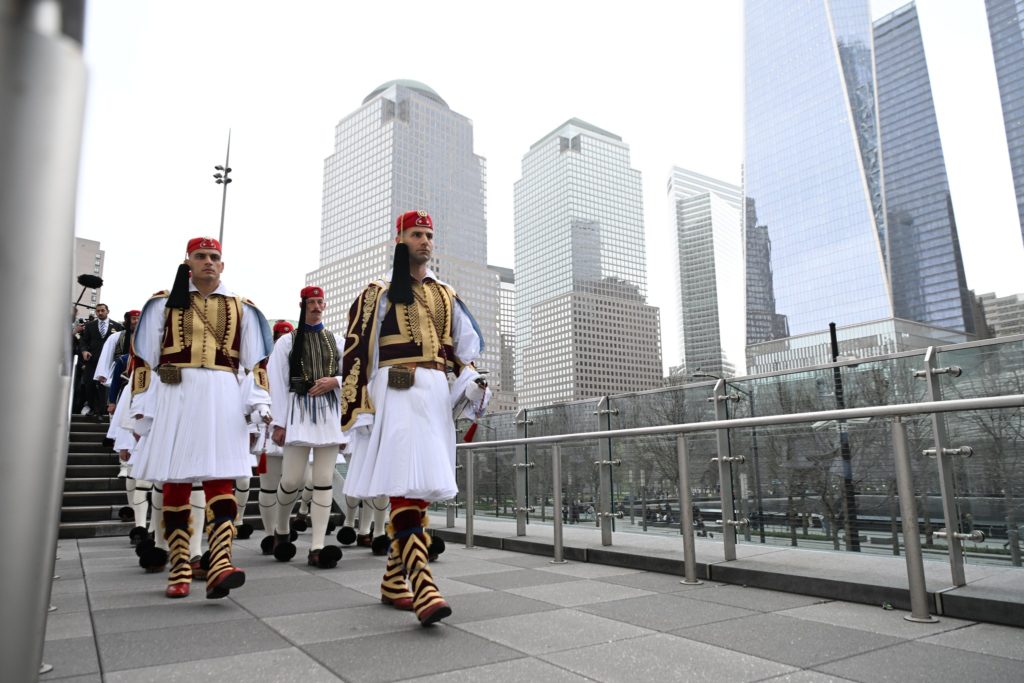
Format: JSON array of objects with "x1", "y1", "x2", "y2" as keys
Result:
[
  {"x1": 674, "y1": 613, "x2": 904, "y2": 668},
  {"x1": 40, "y1": 636, "x2": 100, "y2": 680},
  {"x1": 304, "y1": 627, "x2": 523, "y2": 682},
  {"x1": 440, "y1": 589, "x2": 559, "y2": 625},
  {"x1": 505, "y1": 578, "x2": 656, "y2": 607},
  {"x1": 813, "y1": 641, "x2": 1022, "y2": 682},
  {"x1": 43, "y1": 610, "x2": 94, "y2": 641},
  {"x1": 97, "y1": 619, "x2": 291, "y2": 672},
  {"x1": 579, "y1": 592, "x2": 759, "y2": 631},
  {"x1": 777, "y1": 600, "x2": 974, "y2": 639},
  {"x1": 540, "y1": 632, "x2": 797, "y2": 682},
  {"x1": 264, "y1": 603, "x2": 417, "y2": 644},
  {"x1": 457, "y1": 608, "x2": 653, "y2": 656},
  {"x1": 919, "y1": 622, "x2": 1024, "y2": 662},
  {"x1": 401, "y1": 656, "x2": 592, "y2": 682},
  {"x1": 228, "y1": 585, "x2": 369, "y2": 618},
  {"x1": 453, "y1": 568, "x2": 578, "y2": 591},
  {"x1": 102, "y1": 647, "x2": 341, "y2": 683},
  {"x1": 90, "y1": 599, "x2": 250, "y2": 635},
  {"x1": 682, "y1": 583, "x2": 830, "y2": 612}
]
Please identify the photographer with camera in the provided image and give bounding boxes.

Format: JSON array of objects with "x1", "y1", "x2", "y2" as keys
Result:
[{"x1": 265, "y1": 286, "x2": 345, "y2": 569}]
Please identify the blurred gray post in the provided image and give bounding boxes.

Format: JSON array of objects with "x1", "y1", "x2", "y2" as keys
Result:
[
  {"x1": 920, "y1": 347, "x2": 966, "y2": 585},
  {"x1": 0, "y1": 0, "x2": 88, "y2": 679},
  {"x1": 891, "y1": 417, "x2": 938, "y2": 623},
  {"x1": 713, "y1": 380, "x2": 738, "y2": 560},
  {"x1": 677, "y1": 436, "x2": 701, "y2": 584}
]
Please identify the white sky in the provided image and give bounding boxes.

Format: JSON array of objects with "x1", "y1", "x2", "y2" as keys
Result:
[{"x1": 77, "y1": 0, "x2": 1024, "y2": 369}]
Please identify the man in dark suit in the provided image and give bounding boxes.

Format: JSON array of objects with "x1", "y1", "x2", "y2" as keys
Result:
[{"x1": 78, "y1": 303, "x2": 122, "y2": 417}]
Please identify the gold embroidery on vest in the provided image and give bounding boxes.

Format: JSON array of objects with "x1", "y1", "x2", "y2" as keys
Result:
[
  {"x1": 341, "y1": 358, "x2": 361, "y2": 409},
  {"x1": 361, "y1": 287, "x2": 379, "y2": 335}
]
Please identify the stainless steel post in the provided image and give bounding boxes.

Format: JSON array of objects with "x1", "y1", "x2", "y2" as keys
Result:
[
  {"x1": 596, "y1": 397, "x2": 614, "y2": 546},
  {"x1": 464, "y1": 450, "x2": 475, "y2": 549},
  {"x1": 514, "y1": 409, "x2": 529, "y2": 536},
  {"x1": 713, "y1": 380, "x2": 738, "y2": 560},
  {"x1": 920, "y1": 347, "x2": 966, "y2": 586},
  {"x1": 677, "y1": 436, "x2": 702, "y2": 584},
  {"x1": 1, "y1": 5, "x2": 87, "y2": 680},
  {"x1": 551, "y1": 444, "x2": 567, "y2": 563},
  {"x1": 891, "y1": 418, "x2": 938, "y2": 623}
]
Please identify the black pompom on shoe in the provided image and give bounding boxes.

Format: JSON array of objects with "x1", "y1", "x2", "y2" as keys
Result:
[
  {"x1": 371, "y1": 534, "x2": 390, "y2": 556},
  {"x1": 336, "y1": 527, "x2": 357, "y2": 545},
  {"x1": 260, "y1": 535, "x2": 275, "y2": 555},
  {"x1": 235, "y1": 522, "x2": 254, "y2": 540},
  {"x1": 307, "y1": 545, "x2": 342, "y2": 569}
]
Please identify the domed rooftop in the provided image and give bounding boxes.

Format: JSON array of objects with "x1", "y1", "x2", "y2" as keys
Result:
[{"x1": 362, "y1": 79, "x2": 448, "y2": 107}]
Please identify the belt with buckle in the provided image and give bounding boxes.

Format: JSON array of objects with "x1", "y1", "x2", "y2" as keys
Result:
[{"x1": 396, "y1": 361, "x2": 445, "y2": 372}]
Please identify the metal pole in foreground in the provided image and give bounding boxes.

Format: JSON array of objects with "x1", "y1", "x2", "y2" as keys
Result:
[
  {"x1": 464, "y1": 451, "x2": 475, "y2": 549},
  {"x1": 677, "y1": 436, "x2": 702, "y2": 585},
  {"x1": 0, "y1": 6, "x2": 87, "y2": 679},
  {"x1": 551, "y1": 444, "x2": 567, "y2": 564},
  {"x1": 891, "y1": 418, "x2": 938, "y2": 623}
]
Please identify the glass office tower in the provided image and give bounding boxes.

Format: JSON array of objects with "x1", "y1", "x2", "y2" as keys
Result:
[
  {"x1": 306, "y1": 80, "x2": 501, "y2": 385},
  {"x1": 875, "y1": 3, "x2": 974, "y2": 333},
  {"x1": 668, "y1": 167, "x2": 744, "y2": 377},
  {"x1": 514, "y1": 119, "x2": 661, "y2": 406},
  {"x1": 744, "y1": 0, "x2": 973, "y2": 370},
  {"x1": 986, "y1": 0, "x2": 1024, "y2": 246}
]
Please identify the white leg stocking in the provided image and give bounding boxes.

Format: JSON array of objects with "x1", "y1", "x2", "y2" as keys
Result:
[
  {"x1": 258, "y1": 456, "x2": 282, "y2": 535},
  {"x1": 275, "y1": 446, "x2": 309, "y2": 535},
  {"x1": 234, "y1": 476, "x2": 251, "y2": 525},
  {"x1": 309, "y1": 446, "x2": 338, "y2": 551},
  {"x1": 131, "y1": 479, "x2": 152, "y2": 529},
  {"x1": 189, "y1": 486, "x2": 205, "y2": 560},
  {"x1": 151, "y1": 484, "x2": 168, "y2": 551},
  {"x1": 299, "y1": 462, "x2": 313, "y2": 516}
]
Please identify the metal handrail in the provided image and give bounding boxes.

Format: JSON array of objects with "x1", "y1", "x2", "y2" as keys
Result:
[
  {"x1": 451, "y1": 392, "x2": 1024, "y2": 623},
  {"x1": 456, "y1": 394, "x2": 1024, "y2": 451}
]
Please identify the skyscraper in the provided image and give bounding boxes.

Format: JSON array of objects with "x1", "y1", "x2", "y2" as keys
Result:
[
  {"x1": 488, "y1": 265, "x2": 518, "y2": 412},
  {"x1": 514, "y1": 119, "x2": 661, "y2": 406},
  {"x1": 667, "y1": 167, "x2": 744, "y2": 377},
  {"x1": 306, "y1": 80, "x2": 501, "y2": 386},
  {"x1": 986, "y1": 0, "x2": 1024, "y2": 246},
  {"x1": 875, "y1": 3, "x2": 975, "y2": 334},
  {"x1": 743, "y1": 0, "x2": 973, "y2": 371}
]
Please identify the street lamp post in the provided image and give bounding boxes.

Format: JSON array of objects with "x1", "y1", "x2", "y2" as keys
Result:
[
  {"x1": 212, "y1": 130, "x2": 232, "y2": 244},
  {"x1": 693, "y1": 370, "x2": 766, "y2": 543}
]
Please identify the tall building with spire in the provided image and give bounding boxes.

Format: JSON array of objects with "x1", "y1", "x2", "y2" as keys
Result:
[
  {"x1": 986, "y1": 0, "x2": 1024, "y2": 247},
  {"x1": 743, "y1": 0, "x2": 974, "y2": 372},
  {"x1": 306, "y1": 80, "x2": 501, "y2": 386},
  {"x1": 513, "y1": 119, "x2": 662, "y2": 406}
]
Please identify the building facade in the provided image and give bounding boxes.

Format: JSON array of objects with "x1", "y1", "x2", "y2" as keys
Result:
[
  {"x1": 514, "y1": 119, "x2": 662, "y2": 406},
  {"x1": 743, "y1": 0, "x2": 974, "y2": 368},
  {"x1": 72, "y1": 237, "x2": 103, "y2": 316},
  {"x1": 306, "y1": 80, "x2": 501, "y2": 386},
  {"x1": 986, "y1": 0, "x2": 1024, "y2": 247},
  {"x1": 978, "y1": 291, "x2": 1024, "y2": 337},
  {"x1": 875, "y1": 3, "x2": 975, "y2": 334},
  {"x1": 667, "y1": 167, "x2": 744, "y2": 378},
  {"x1": 488, "y1": 265, "x2": 518, "y2": 412}
]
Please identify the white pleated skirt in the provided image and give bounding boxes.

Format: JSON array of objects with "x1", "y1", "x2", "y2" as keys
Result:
[
  {"x1": 130, "y1": 368, "x2": 253, "y2": 483},
  {"x1": 343, "y1": 367, "x2": 457, "y2": 502},
  {"x1": 280, "y1": 391, "x2": 344, "y2": 447}
]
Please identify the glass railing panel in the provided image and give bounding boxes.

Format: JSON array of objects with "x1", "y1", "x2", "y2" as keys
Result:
[
  {"x1": 942, "y1": 405, "x2": 1024, "y2": 567},
  {"x1": 457, "y1": 412, "x2": 517, "y2": 526},
  {"x1": 935, "y1": 338, "x2": 1024, "y2": 401}
]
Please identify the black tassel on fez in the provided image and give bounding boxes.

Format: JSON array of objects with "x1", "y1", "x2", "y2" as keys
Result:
[{"x1": 388, "y1": 242, "x2": 413, "y2": 305}]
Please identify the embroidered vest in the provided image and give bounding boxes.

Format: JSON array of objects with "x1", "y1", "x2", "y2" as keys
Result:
[
  {"x1": 158, "y1": 292, "x2": 242, "y2": 373},
  {"x1": 289, "y1": 328, "x2": 339, "y2": 383},
  {"x1": 377, "y1": 281, "x2": 455, "y2": 367}
]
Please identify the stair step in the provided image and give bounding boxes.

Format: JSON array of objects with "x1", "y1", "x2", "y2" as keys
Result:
[
  {"x1": 63, "y1": 491, "x2": 129, "y2": 506},
  {"x1": 59, "y1": 520, "x2": 134, "y2": 539},
  {"x1": 63, "y1": 477, "x2": 127, "y2": 492},
  {"x1": 61, "y1": 505, "x2": 120, "y2": 523},
  {"x1": 67, "y1": 444, "x2": 115, "y2": 455},
  {"x1": 66, "y1": 465, "x2": 123, "y2": 478},
  {"x1": 69, "y1": 431, "x2": 110, "y2": 443},
  {"x1": 67, "y1": 453, "x2": 120, "y2": 465}
]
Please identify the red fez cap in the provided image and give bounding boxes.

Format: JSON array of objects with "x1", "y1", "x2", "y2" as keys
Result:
[
  {"x1": 186, "y1": 237, "x2": 222, "y2": 255},
  {"x1": 273, "y1": 320, "x2": 294, "y2": 334},
  {"x1": 128, "y1": 310, "x2": 142, "y2": 317},
  {"x1": 395, "y1": 210, "x2": 433, "y2": 233},
  {"x1": 300, "y1": 285, "x2": 324, "y2": 299}
]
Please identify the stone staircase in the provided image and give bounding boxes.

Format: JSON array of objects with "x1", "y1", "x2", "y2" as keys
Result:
[{"x1": 59, "y1": 415, "x2": 340, "y2": 539}]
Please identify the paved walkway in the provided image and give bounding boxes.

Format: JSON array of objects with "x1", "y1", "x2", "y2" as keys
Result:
[{"x1": 44, "y1": 532, "x2": 1023, "y2": 682}]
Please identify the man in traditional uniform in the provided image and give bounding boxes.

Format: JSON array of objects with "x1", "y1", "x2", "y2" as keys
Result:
[
  {"x1": 341, "y1": 210, "x2": 490, "y2": 626},
  {"x1": 130, "y1": 237, "x2": 273, "y2": 599},
  {"x1": 267, "y1": 286, "x2": 345, "y2": 568}
]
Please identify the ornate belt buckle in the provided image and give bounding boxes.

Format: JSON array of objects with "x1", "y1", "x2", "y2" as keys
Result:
[
  {"x1": 157, "y1": 364, "x2": 182, "y2": 385},
  {"x1": 387, "y1": 366, "x2": 415, "y2": 390}
]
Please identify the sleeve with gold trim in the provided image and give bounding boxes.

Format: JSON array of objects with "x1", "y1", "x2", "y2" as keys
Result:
[{"x1": 340, "y1": 282, "x2": 383, "y2": 431}]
